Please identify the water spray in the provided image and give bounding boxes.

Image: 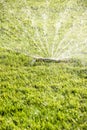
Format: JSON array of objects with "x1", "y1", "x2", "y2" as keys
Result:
[{"x1": 0, "y1": 0, "x2": 87, "y2": 63}]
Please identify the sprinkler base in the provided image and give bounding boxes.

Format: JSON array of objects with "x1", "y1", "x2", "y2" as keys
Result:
[{"x1": 33, "y1": 57, "x2": 69, "y2": 63}]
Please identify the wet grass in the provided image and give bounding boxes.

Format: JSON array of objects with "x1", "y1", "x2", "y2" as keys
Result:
[
  {"x1": 0, "y1": 0, "x2": 87, "y2": 129},
  {"x1": 0, "y1": 48, "x2": 87, "y2": 130}
]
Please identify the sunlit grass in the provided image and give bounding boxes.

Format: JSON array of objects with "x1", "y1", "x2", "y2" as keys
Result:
[
  {"x1": 0, "y1": 0, "x2": 87, "y2": 129},
  {"x1": 0, "y1": 48, "x2": 87, "y2": 129}
]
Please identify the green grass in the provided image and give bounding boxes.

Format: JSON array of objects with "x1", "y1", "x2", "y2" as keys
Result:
[
  {"x1": 0, "y1": 48, "x2": 87, "y2": 130},
  {"x1": 0, "y1": 0, "x2": 87, "y2": 129}
]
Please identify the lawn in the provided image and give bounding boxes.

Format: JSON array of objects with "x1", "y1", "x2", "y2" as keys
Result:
[
  {"x1": 0, "y1": 48, "x2": 87, "y2": 130},
  {"x1": 0, "y1": 0, "x2": 87, "y2": 130}
]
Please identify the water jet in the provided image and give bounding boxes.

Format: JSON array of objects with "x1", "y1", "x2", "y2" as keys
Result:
[{"x1": 0, "y1": 0, "x2": 87, "y2": 63}]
